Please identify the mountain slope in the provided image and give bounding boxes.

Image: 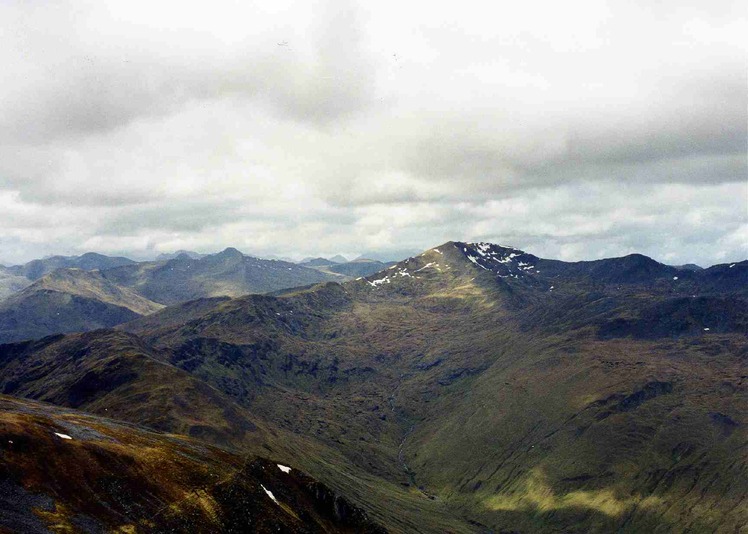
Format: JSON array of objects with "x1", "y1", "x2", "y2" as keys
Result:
[
  {"x1": 1, "y1": 241, "x2": 745, "y2": 532},
  {"x1": 0, "y1": 328, "x2": 481, "y2": 533},
  {"x1": 124, "y1": 241, "x2": 746, "y2": 532},
  {"x1": 0, "y1": 395, "x2": 385, "y2": 533},
  {"x1": 24, "y1": 268, "x2": 164, "y2": 315}
]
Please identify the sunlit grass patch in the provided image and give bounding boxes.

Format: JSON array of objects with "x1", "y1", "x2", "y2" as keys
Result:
[{"x1": 484, "y1": 469, "x2": 662, "y2": 517}]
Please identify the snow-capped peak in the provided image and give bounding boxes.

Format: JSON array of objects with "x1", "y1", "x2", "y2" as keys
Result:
[{"x1": 456, "y1": 242, "x2": 538, "y2": 278}]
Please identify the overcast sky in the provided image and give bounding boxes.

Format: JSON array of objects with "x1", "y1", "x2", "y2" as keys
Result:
[{"x1": 1, "y1": 0, "x2": 745, "y2": 266}]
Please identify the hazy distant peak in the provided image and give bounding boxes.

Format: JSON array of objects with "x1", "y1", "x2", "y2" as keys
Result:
[
  {"x1": 300, "y1": 257, "x2": 339, "y2": 267},
  {"x1": 8, "y1": 252, "x2": 136, "y2": 281},
  {"x1": 215, "y1": 247, "x2": 244, "y2": 259},
  {"x1": 78, "y1": 252, "x2": 107, "y2": 260},
  {"x1": 673, "y1": 263, "x2": 704, "y2": 271},
  {"x1": 155, "y1": 250, "x2": 206, "y2": 261}
]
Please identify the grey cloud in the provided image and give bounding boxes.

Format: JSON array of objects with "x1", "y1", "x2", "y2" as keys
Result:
[
  {"x1": 98, "y1": 201, "x2": 248, "y2": 235},
  {"x1": 0, "y1": 1, "x2": 374, "y2": 144},
  {"x1": 387, "y1": 75, "x2": 746, "y2": 197},
  {"x1": 0, "y1": 1, "x2": 744, "y2": 266}
]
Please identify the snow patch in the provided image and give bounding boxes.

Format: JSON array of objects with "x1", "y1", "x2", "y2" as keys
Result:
[
  {"x1": 729, "y1": 263, "x2": 736, "y2": 268},
  {"x1": 54, "y1": 433, "x2": 72, "y2": 440},
  {"x1": 277, "y1": 464, "x2": 291, "y2": 474},
  {"x1": 367, "y1": 267, "x2": 413, "y2": 287},
  {"x1": 673, "y1": 276, "x2": 678, "y2": 280},
  {"x1": 367, "y1": 276, "x2": 390, "y2": 287},
  {"x1": 466, "y1": 255, "x2": 488, "y2": 269},
  {"x1": 261, "y1": 484, "x2": 279, "y2": 505},
  {"x1": 414, "y1": 262, "x2": 436, "y2": 272}
]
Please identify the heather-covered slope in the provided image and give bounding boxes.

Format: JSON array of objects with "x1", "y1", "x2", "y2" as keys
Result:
[
  {"x1": 0, "y1": 330, "x2": 269, "y2": 449},
  {"x1": 0, "y1": 395, "x2": 385, "y2": 533}
]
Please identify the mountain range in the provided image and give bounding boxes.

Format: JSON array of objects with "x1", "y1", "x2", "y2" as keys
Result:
[
  {"x1": 0, "y1": 248, "x2": 418, "y2": 344},
  {"x1": 0, "y1": 249, "x2": 355, "y2": 344},
  {"x1": 0, "y1": 241, "x2": 745, "y2": 532}
]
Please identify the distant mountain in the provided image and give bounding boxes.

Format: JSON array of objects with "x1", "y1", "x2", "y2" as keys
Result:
[
  {"x1": 673, "y1": 263, "x2": 704, "y2": 271},
  {"x1": 296, "y1": 257, "x2": 395, "y2": 279},
  {"x1": 327, "y1": 258, "x2": 391, "y2": 277},
  {"x1": 0, "y1": 269, "x2": 163, "y2": 344},
  {"x1": 7, "y1": 252, "x2": 136, "y2": 281},
  {"x1": 0, "y1": 266, "x2": 31, "y2": 301},
  {"x1": 0, "y1": 248, "x2": 340, "y2": 343},
  {"x1": 299, "y1": 257, "x2": 340, "y2": 267},
  {"x1": 330, "y1": 254, "x2": 349, "y2": 263},
  {"x1": 353, "y1": 249, "x2": 420, "y2": 263},
  {"x1": 260, "y1": 253, "x2": 296, "y2": 262},
  {"x1": 155, "y1": 249, "x2": 207, "y2": 261},
  {"x1": 100, "y1": 247, "x2": 338, "y2": 305}
]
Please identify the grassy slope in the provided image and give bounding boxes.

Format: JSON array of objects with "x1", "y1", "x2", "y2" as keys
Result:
[{"x1": 21, "y1": 268, "x2": 164, "y2": 315}]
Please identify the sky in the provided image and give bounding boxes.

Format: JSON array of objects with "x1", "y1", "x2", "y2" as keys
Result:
[{"x1": 0, "y1": 0, "x2": 746, "y2": 266}]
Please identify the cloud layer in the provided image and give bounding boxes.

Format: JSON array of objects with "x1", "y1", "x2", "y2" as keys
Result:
[{"x1": 1, "y1": 0, "x2": 745, "y2": 266}]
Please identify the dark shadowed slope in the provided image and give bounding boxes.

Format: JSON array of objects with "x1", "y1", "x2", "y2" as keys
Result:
[
  {"x1": 0, "y1": 330, "x2": 267, "y2": 450},
  {"x1": 0, "y1": 395, "x2": 385, "y2": 533}
]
